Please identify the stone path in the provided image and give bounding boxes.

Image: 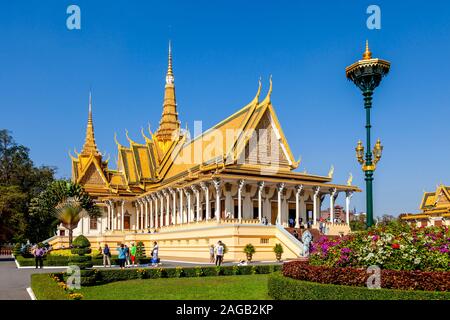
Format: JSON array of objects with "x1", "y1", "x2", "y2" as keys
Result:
[{"x1": 0, "y1": 256, "x2": 62, "y2": 300}]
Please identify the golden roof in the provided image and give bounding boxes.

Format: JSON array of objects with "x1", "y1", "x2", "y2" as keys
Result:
[{"x1": 71, "y1": 46, "x2": 359, "y2": 200}]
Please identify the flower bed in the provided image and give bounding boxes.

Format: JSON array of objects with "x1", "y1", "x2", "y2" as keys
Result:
[
  {"x1": 283, "y1": 260, "x2": 450, "y2": 292},
  {"x1": 309, "y1": 224, "x2": 450, "y2": 271}
]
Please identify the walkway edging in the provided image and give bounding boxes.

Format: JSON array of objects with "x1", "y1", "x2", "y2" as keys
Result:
[{"x1": 26, "y1": 287, "x2": 36, "y2": 300}]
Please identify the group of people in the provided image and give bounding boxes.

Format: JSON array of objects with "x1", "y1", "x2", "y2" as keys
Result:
[
  {"x1": 209, "y1": 241, "x2": 225, "y2": 266},
  {"x1": 107, "y1": 241, "x2": 159, "y2": 269}
]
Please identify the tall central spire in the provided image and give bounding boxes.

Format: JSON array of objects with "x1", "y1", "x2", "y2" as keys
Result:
[
  {"x1": 81, "y1": 91, "x2": 100, "y2": 156},
  {"x1": 155, "y1": 41, "x2": 180, "y2": 142}
]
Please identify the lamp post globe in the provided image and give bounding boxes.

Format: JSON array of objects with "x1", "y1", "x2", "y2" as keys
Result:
[{"x1": 346, "y1": 41, "x2": 390, "y2": 228}]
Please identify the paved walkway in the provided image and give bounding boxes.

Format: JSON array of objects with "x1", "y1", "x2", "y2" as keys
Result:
[
  {"x1": 0, "y1": 256, "x2": 282, "y2": 300},
  {"x1": 0, "y1": 256, "x2": 62, "y2": 300}
]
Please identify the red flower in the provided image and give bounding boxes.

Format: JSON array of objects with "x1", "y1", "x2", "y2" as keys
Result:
[{"x1": 391, "y1": 243, "x2": 400, "y2": 250}]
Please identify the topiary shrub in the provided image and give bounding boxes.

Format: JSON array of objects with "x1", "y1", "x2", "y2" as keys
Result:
[
  {"x1": 13, "y1": 243, "x2": 22, "y2": 256},
  {"x1": 273, "y1": 243, "x2": 284, "y2": 261},
  {"x1": 136, "y1": 241, "x2": 146, "y2": 264},
  {"x1": 68, "y1": 235, "x2": 93, "y2": 284}
]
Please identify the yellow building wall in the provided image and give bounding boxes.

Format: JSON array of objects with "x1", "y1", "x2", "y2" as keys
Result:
[{"x1": 49, "y1": 221, "x2": 302, "y2": 262}]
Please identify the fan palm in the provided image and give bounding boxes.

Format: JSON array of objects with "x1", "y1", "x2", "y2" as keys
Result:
[{"x1": 54, "y1": 197, "x2": 84, "y2": 246}]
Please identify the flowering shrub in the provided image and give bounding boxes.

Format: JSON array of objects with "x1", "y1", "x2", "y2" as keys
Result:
[
  {"x1": 309, "y1": 224, "x2": 450, "y2": 271},
  {"x1": 69, "y1": 293, "x2": 83, "y2": 300},
  {"x1": 283, "y1": 261, "x2": 450, "y2": 292}
]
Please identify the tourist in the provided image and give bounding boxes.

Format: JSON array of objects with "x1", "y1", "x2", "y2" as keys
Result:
[
  {"x1": 124, "y1": 244, "x2": 130, "y2": 268},
  {"x1": 130, "y1": 242, "x2": 137, "y2": 267},
  {"x1": 289, "y1": 217, "x2": 294, "y2": 227},
  {"x1": 34, "y1": 244, "x2": 45, "y2": 269},
  {"x1": 117, "y1": 244, "x2": 126, "y2": 269},
  {"x1": 103, "y1": 244, "x2": 111, "y2": 267},
  {"x1": 293, "y1": 229, "x2": 299, "y2": 240},
  {"x1": 151, "y1": 241, "x2": 159, "y2": 266},
  {"x1": 215, "y1": 241, "x2": 224, "y2": 266},
  {"x1": 209, "y1": 245, "x2": 215, "y2": 263},
  {"x1": 301, "y1": 228, "x2": 313, "y2": 257}
]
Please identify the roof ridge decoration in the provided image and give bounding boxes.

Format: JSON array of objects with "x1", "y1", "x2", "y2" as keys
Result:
[{"x1": 260, "y1": 75, "x2": 273, "y2": 105}]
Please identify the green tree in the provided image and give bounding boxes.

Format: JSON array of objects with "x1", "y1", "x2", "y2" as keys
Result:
[
  {"x1": 0, "y1": 130, "x2": 55, "y2": 243},
  {"x1": 54, "y1": 198, "x2": 83, "y2": 246},
  {"x1": 29, "y1": 180, "x2": 100, "y2": 243}
]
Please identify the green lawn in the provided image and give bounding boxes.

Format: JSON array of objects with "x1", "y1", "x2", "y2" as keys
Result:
[{"x1": 32, "y1": 274, "x2": 271, "y2": 300}]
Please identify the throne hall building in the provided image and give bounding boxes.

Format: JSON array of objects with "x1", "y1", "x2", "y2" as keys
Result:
[{"x1": 50, "y1": 44, "x2": 360, "y2": 261}]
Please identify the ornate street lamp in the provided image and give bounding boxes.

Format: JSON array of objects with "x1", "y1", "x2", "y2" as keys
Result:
[{"x1": 346, "y1": 41, "x2": 390, "y2": 227}]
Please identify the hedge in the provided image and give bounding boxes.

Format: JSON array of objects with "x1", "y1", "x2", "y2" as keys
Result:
[
  {"x1": 283, "y1": 261, "x2": 450, "y2": 292},
  {"x1": 48, "y1": 264, "x2": 282, "y2": 286},
  {"x1": 15, "y1": 255, "x2": 121, "y2": 267},
  {"x1": 268, "y1": 272, "x2": 450, "y2": 300}
]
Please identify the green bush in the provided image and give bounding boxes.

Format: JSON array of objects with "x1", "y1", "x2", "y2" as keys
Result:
[
  {"x1": 71, "y1": 235, "x2": 91, "y2": 249},
  {"x1": 268, "y1": 272, "x2": 450, "y2": 300},
  {"x1": 13, "y1": 243, "x2": 22, "y2": 256}
]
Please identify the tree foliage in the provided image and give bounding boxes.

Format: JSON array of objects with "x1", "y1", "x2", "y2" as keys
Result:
[
  {"x1": 0, "y1": 129, "x2": 55, "y2": 243},
  {"x1": 29, "y1": 180, "x2": 100, "y2": 243}
]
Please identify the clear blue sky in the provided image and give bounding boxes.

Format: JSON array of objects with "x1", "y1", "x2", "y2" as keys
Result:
[{"x1": 1, "y1": 1, "x2": 449, "y2": 217}]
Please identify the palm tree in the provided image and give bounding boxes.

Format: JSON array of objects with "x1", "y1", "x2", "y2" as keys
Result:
[{"x1": 54, "y1": 197, "x2": 84, "y2": 246}]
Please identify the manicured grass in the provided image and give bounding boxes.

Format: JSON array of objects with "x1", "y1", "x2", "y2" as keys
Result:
[
  {"x1": 32, "y1": 273, "x2": 271, "y2": 300},
  {"x1": 268, "y1": 272, "x2": 450, "y2": 300},
  {"x1": 31, "y1": 274, "x2": 70, "y2": 300}
]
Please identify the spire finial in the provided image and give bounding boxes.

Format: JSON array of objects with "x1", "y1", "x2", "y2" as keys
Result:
[
  {"x1": 363, "y1": 40, "x2": 372, "y2": 60},
  {"x1": 81, "y1": 91, "x2": 100, "y2": 156},
  {"x1": 166, "y1": 40, "x2": 174, "y2": 84}
]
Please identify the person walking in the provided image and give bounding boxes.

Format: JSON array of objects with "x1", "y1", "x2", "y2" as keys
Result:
[
  {"x1": 130, "y1": 242, "x2": 137, "y2": 267},
  {"x1": 151, "y1": 241, "x2": 159, "y2": 267},
  {"x1": 215, "y1": 241, "x2": 224, "y2": 266},
  {"x1": 103, "y1": 244, "x2": 111, "y2": 267},
  {"x1": 209, "y1": 245, "x2": 215, "y2": 263},
  {"x1": 124, "y1": 244, "x2": 130, "y2": 268},
  {"x1": 117, "y1": 244, "x2": 126, "y2": 269},
  {"x1": 34, "y1": 245, "x2": 44, "y2": 269}
]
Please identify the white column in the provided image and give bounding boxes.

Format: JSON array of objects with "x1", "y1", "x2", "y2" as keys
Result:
[
  {"x1": 179, "y1": 188, "x2": 184, "y2": 224},
  {"x1": 164, "y1": 191, "x2": 170, "y2": 226},
  {"x1": 213, "y1": 179, "x2": 221, "y2": 222},
  {"x1": 258, "y1": 182, "x2": 265, "y2": 222},
  {"x1": 201, "y1": 182, "x2": 210, "y2": 220},
  {"x1": 148, "y1": 196, "x2": 154, "y2": 228},
  {"x1": 313, "y1": 186, "x2": 320, "y2": 226},
  {"x1": 330, "y1": 188, "x2": 337, "y2": 224},
  {"x1": 159, "y1": 192, "x2": 164, "y2": 227},
  {"x1": 238, "y1": 180, "x2": 245, "y2": 221},
  {"x1": 144, "y1": 198, "x2": 148, "y2": 229},
  {"x1": 295, "y1": 185, "x2": 303, "y2": 228},
  {"x1": 106, "y1": 201, "x2": 111, "y2": 230},
  {"x1": 184, "y1": 189, "x2": 191, "y2": 223},
  {"x1": 345, "y1": 191, "x2": 353, "y2": 225},
  {"x1": 191, "y1": 186, "x2": 201, "y2": 222},
  {"x1": 154, "y1": 195, "x2": 159, "y2": 228},
  {"x1": 121, "y1": 200, "x2": 125, "y2": 231},
  {"x1": 169, "y1": 188, "x2": 176, "y2": 225},
  {"x1": 140, "y1": 200, "x2": 144, "y2": 230},
  {"x1": 111, "y1": 201, "x2": 116, "y2": 230},
  {"x1": 276, "y1": 183, "x2": 285, "y2": 225},
  {"x1": 135, "y1": 200, "x2": 140, "y2": 230}
]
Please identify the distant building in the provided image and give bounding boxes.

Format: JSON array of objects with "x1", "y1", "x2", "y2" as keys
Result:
[{"x1": 401, "y1": 185, "x2": 450, "y2": 227}]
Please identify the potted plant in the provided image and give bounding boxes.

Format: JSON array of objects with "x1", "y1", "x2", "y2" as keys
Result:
[
  {"x1": 243, "y1": 244, "x2": 256, "y2": 262},
  {"x1": 273, "y1": 243, "x2": 283, "y2": 262}
]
